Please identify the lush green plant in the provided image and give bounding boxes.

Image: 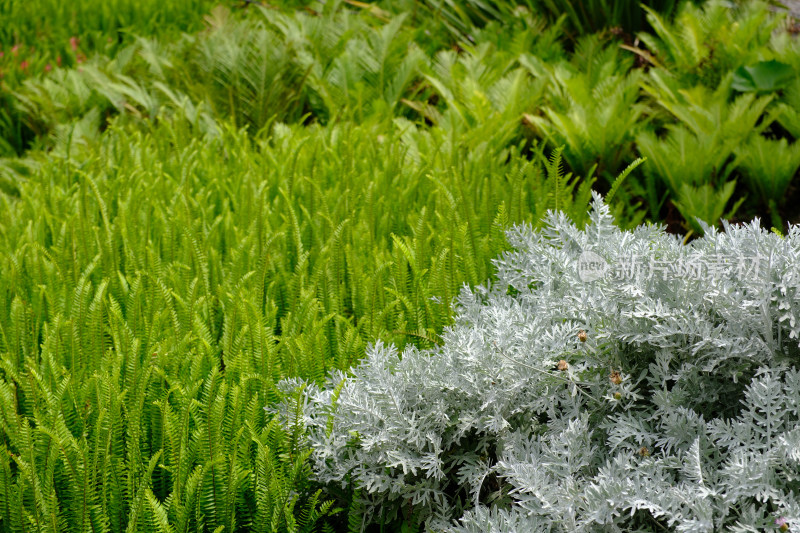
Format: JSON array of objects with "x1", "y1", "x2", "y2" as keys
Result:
[
  {"x1": 0, "y1": 37, "x2": 93, "y2": 155},
  {"x1": 0, "y1": 0, "x2": 217, "y2": 63},
  {"x1": 673, "y1": 180, "x2": 744, "y2": 235},
  {"x1": 732, "y1": 59, "x2": 796, "y2": 93},
  {"x1": 775, "y1": 77, "x2": 800, "y2": 139},
  {"x1": 0, "y1": 95, "x2": 28, "y2": 157},
  {"x1": 641, "y1": 71, "x2": 774, "y2": 144},
  {"x1": 400, "y1": 0, "x2": 695, "y2": 42},
  {"x1": 735, "y1": 135, "x2": 800, "y2": 229},
  {"x1": 3, "y1": 2, "x2": 800, "y2": 530},
  {"x1": 297, "y1": 11, "x2": 425, "y2": 122},
  {"x1": 522, "y1": 35, "x2": 645, "y2": 180},
  {"x1": 635, "y1": 74, "x2": 775, "y2": 231},
  {"x1": 628, "y1": 1, "x2": 800, "y2": 231},
  {"x1": 398, "y1": 41, "x2": 545, "y2": 155},
  {"x1": 300, "y1": 194, "x2": 800, "y2": 531},
  {"x1": 185, "y1": 7, "x2": 312, "y2": 129},
  {"x1": 530, "y1": 0, "x2": 693, "y2": 37},
  {"x1": 635, "y1": 124, "x2": 743, "y2": 228},
  {"x1": 6, "y1": 0, "x2": 798, "y2": 235},
  {"x1": 635, "y1": 0, "x2": 782, "y2": 87},
  {"x1": 0, "y1": 91, "x2": 613, "y2": 528},
  {"x1": 7, "y1": 4, "x2": 426, "y2": 142},
  {"x1": 0, "y1": 0, "x2": 226, "y2": 158}
]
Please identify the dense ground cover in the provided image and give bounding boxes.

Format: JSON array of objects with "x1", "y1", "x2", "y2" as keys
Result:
[
  {"x1": 303, "y1": 197, "x2": 800, "y2": 531},
  {"x1": 0, "y1": 0, "x2": 799, "y2": 531}
]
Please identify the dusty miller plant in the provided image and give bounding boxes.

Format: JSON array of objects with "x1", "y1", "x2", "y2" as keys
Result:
[{"x1": 287, "y1": 193, "x2": 800, "y2": 532}]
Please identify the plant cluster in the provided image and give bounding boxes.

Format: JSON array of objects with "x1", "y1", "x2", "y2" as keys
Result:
[
  {"x1": 0, "y1": 93, "x2": 604, "y2": 529},
  {"x1": 3, "y1": 0, "x2": 799, "y2": 230},
  {"x1": 300, "y1": 195, "x2": 800, "y2": 531},
  {"x1": 1, "y1": 0, "x2": 800, "y2": 531},
  {"x1": 0, "y1": 0, "x2": 218, "y2": 69},
  {"x1": 404, "y1": 0, "x2": 701, "y2": 42}
]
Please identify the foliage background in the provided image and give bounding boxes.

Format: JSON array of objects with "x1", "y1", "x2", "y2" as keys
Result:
[{"x1": 0, "y1": 0, "x2": 799, "y2": 531}]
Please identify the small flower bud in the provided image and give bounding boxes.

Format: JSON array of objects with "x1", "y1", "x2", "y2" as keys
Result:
[
  {"x1": 578, "y1": 330, "x2": 587, "y2": 342},
  {"x1": 613, "y1": 392, "x2": 621, "y2": 400},
  {"x1": 610, "y1": 371, "x2": 622, "y2": 385},
  {"x1": 557, "y1": 360, "x2": 569, "y2": 371},
  {"x1": 638, "y1": 446, "x2": 650, "y2": 457}
]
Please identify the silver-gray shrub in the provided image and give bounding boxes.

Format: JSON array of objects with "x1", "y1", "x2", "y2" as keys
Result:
[{"x1": 293, "y1": 193, "x2": 800, "y2": 532}]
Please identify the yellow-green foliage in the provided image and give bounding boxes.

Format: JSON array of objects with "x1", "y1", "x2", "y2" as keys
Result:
[
  {"x1": 2, "y1": 0, "x2": 799, "y2": 529},
  {"x1": 0, "y1": 109, "x2": 599, "y2": 529}
]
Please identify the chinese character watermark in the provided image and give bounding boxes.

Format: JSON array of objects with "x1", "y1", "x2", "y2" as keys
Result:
[{"x1": 577, "y1": 251, "x2": 764, "y2": 283}]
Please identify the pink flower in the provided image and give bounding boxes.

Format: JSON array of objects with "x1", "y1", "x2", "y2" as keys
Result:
[
  {"x1": 0, "y1": 51, "x2": 4, "y2": 58},
  {"x1": 11, "y1": 44, "x2": 20, "y2": 56},
  {"x1": 44, "y1": 63, "x2": 52, "y2": 72},
  {"x1": 76, "y1": 53, "x2": 86, "y2": 64},
  {"x1": 776, "y1": 517, "x2": 790, "y2": 532},
  {"x1": 19, "y1": 60, "x2": 29, "y2": 71},
  {"x1": 56, "y1": 56, "x2": 62, "y2": 66},
  {"x1": 69, "y1": 36, "x2": 79, "y2": 51}
]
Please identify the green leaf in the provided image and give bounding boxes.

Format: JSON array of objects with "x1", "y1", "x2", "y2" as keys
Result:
[{"x1": 732, "y1": 60, "x2": 795, "y2": 93}]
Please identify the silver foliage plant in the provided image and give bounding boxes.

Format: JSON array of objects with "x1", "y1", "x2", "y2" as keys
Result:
[{"x1": 291, "y1": 193, "x2": 800, "y2": 532}]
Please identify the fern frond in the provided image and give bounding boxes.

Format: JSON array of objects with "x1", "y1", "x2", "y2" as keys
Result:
[{"x1": 605, "y1": 157, "x2": 646, "y2": 205}]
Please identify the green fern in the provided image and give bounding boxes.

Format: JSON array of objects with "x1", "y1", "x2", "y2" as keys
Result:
[
  {"x1": 605, "y1": 157, "x2": 645, "y2": 205},
  {"x1": 0, "y1": 107, "x2": 602, "y2": 531},
  {"x1": 673, "y1": 180, "x2": 745, "y2": 236},
  {"x1": 734, "y1": 135, "x2": 800, "y2": 230},
  {"x1": 638, "y1": 0, "x2": 782, "y2": 88},
  {"x1": 522, "y1": 37, "x2": 645, "y2": 180}
]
